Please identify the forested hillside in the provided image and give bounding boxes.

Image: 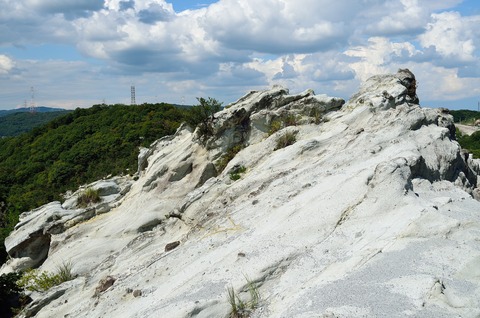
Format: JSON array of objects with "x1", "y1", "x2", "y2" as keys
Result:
[
  {"x1": 450, "y1": 109, "x2": 480, "y2": 124},
  {"x1": 0, "y1": 111, "x2": 71, "y2": 137},
  {"x1": 450, "y1": 110, "x2": 480, "y2": 159},
  {"x1": 0, "y1": 103, "x2": 192, "y2": 263},
  {"x1": 457, "y1": 131, "x2": 480, "y2": 159}
]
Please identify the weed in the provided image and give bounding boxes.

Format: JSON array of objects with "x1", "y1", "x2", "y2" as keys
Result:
[
  {"x1": 77, "y1": 188, "x2": 101, "y2": 207},
  {"x1": 282, "y1": 114, "x2": 298, "y2": 127},
  {"x1": 216, "y1": 145, "x2": 244, "y2": 173},
  {"x1": 275, "y1": 131, "x2": 297, "y2": 150},
  {"x1": 227, "y1": 278, "x2": 260, "y2": 318},
  {"x1": 17, "y1": 261, "x2": 75, "y2": 292},
  {"x1": 268, "y1": 114, "x2": 299, "y2": 136},
  {"x1": 309, "y1": 108, "x2": 323, "y2": 124},
  {"x1": 268, "y1": 119, "x2": 283, "y2": 135},
  {"x1": 229, "y1": 166, "x2": 247, "y2": 181}
]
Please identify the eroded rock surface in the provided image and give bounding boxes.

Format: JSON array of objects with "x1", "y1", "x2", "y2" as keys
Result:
[
  {"x1": 4, "y1": 70, "x2": 480, "y2": 318},
  {"x1": 1, "y1": 176, "x2": 133, "y2": 273}
]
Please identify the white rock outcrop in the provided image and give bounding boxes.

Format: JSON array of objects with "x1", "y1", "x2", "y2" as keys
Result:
[
  {"x1": 1, "y1": 176, "x2": 132, "y2": 274},
  {"x1": 3, "y1": 70, "x2": 480, "y2": 318}
]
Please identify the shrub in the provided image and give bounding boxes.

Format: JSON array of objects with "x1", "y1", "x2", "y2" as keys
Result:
[
  {"x1": 0, "y1": 272, "x2": 27, "y2": 318},
  {"x1": 77, "y1": 188, "x2": 101, "y2": 207},
  {"x1": 17, "y1": 262, "x2": 75, "y2": 292},
  {"x1": 227, "y1": 278, "x2": 260, "y2": 318},
  {"x1": 229, "y1": 166, "x2": 247, "y2": 181},
  {"x1": 275, "y1": 131, "x2": 297, "y2": 150}
]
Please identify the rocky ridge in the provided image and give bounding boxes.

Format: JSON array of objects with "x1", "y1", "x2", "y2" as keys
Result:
[{"x1": 2, "y1": 70, "x2": 480, "y2": 317}]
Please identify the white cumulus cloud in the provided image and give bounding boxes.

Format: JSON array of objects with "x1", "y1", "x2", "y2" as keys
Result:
[
  {"x1": 0, "y1": 55, "x2": 15, "y2": 75},
  {"x1": 419, "y1": 11, "x2": 480, "y2": 63},
  {"x1": 1, "y1": 0, "x2": 480, "y2": 109}
]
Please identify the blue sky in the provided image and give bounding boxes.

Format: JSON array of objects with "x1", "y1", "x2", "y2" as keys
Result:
[
  {"x1": 0, "y1": 0, "x2": 480, "y2": 110},
  {"x1": 170, "y1": 0, "x2": 216, "y2": 12}
]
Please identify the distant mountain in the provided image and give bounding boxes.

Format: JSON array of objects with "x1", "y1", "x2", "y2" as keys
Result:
[
  {"x1": 0, "y1": 106, "x2": 68, "y2": 117},
  {"x1": 0, "y1": 109, "x2": 72, "y2": 137}
]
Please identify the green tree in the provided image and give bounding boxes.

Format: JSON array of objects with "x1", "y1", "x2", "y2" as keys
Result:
[{"x1": 186, "y1": 97, "x2": 223, "y2": 138}]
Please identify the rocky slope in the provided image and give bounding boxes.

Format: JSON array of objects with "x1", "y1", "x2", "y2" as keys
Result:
[{"x1": 2, "y1": 70, "x2": 480, "y2": 318}]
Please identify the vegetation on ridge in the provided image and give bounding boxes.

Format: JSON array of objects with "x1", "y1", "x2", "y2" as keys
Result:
[
  {"x1": 186, "y1": 97, "x2": 223, "y2": 139},
  {"x1": 457, "y1": 130, "x2": 480, "y2": 159},
  {"x1": 0, "y1": 272, "x2": 27, "y2": 318},
  {"x1": 450, "y1": 109, "x2": 480, "y2": 124},
  {"x1": 0, "y1": 110, "x2": 71, "y2": 137},
  {"x1": 451, "y1": 109, "x2": 480, "y2": 158}
]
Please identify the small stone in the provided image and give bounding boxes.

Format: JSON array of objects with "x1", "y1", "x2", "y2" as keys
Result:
[
  {"x1": 93, "y1": 276, "x2": 116, "y2": 297},
  {"x1": 165, "y1": 241, "x2": 180, "y2": 252},
  {"x1": 133, "y1": 290, "x2": 142, "y2": 297}
]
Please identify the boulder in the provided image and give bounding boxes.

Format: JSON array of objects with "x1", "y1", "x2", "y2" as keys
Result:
[{"x1": 346, "y1": 68, "x2": 419, "y2": 110}]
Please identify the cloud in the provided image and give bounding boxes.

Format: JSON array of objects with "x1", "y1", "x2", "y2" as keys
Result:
[
  {"x1": 201, "y1": 0, "x2": 351, "y2": 54},
  {"x1": 138, "y1": 3, "x2": 174, "y2": 24},
  {"x1": 363, "y1": 0, "x2": 428, "y2": 36},
  {"x1": 0, "y1": 55, "x2": 15, "y2": 75},
  {"x1": 273, "y1": 58, "x2": 297, "y2": 80},
  {"x1": 344, "y1": 37, "x2": 420, "y2": 81},
  {"x1": 119, "y1": 0, "x2": 135, "y2": 11},
  {"x1": 1, "y1": 0, "x2": 480, "y2": 110},
  {"x1": 418, "y1": 12, "x2": 480, "y2": 64},
  {"x1": 26, "y1": 0, "x2": 104, "y2": 19}
]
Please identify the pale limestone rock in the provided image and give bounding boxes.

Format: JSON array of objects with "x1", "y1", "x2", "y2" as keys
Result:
[
  {"x1": 1, "y1": 176, "x2": 133, "y2": 273},
  {"x1": 4, "y1": 71, "x2": 480, "y2": 318}
]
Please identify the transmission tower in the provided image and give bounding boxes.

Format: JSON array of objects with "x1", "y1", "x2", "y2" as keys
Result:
[
  {"x1": 30, "y1": 86, "x2": 36, "y2": 113},
  {"x1": 131, "y1": 85, "x2": 136, "y2": 105}
]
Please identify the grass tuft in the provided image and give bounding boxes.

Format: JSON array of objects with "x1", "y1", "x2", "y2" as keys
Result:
[
  {"x1": 77, "y1": 187, "x2": 101, "y2": 207},
  {"x1": 227, "y1": 277, "x2": 260, "y2": 318},
  {"x1": 274, "y1": 131, "x2": 297, "y2": 150}
]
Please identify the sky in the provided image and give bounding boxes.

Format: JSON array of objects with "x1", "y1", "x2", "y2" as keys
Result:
[{"x1": 1, "y1": 0, "x2": 480, "y2": 111}]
